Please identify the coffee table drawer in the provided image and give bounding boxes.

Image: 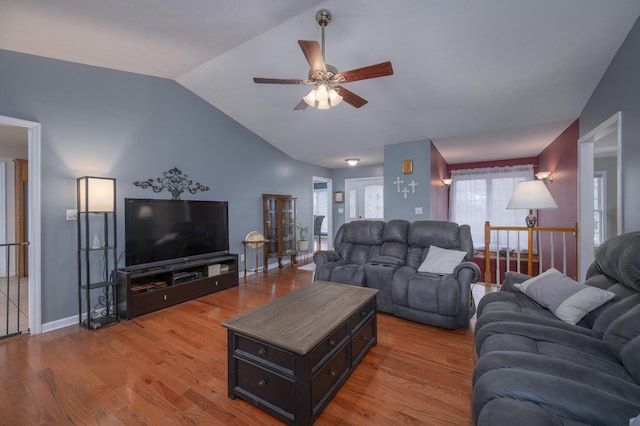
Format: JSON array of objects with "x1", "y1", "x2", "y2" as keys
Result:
[
  {"x1": 236, "y1": 358, "x2": 295, "y2": 414},
  {"x1": 350, "y1": 298, "x2": 375, "y2": 332},
  {"x1": 352, "y1": 318, "x2": 375, "y2": 365},
  {"x1": 309, "y1": 322, "x2": 348, "y2": 371},
  {"x1": 236, "y1": 335, "x2": 294, "y2": 372},
  {"x1": 311, "y1": 345, "x2": 349, "y2": 409}
]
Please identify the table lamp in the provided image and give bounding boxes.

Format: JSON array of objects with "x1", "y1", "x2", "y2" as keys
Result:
[{"x1": 506, "y1": 180, "x2": 558, "y2": 227}]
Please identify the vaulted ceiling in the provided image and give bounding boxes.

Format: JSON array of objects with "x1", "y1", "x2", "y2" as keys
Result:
[{"x1": 1, "y1": 0, "x2": 639, "y2": 168}]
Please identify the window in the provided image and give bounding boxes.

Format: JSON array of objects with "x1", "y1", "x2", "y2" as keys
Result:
[{"x1": 450, "y1": 165, "x2": 534, "y2": 249}]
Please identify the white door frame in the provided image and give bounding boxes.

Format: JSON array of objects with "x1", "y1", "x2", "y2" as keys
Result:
[
  {"x1": 312, "y1": 176, "x2": 332, "y2": 250},
  {"x1": 577, "y1": 111, "x2": 622, "y2": 281},
  {"x1": 0, "y1": 115, "x2": 42, "y2": 334}
]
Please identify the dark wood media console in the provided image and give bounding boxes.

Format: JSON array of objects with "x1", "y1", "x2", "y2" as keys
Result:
[{"x1": 117, "y1": 254, "x2": 238, "y2": 319}]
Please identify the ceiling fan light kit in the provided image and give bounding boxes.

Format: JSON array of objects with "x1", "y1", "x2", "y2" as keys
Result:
[{"x1": 253, "y1": 9, "x2": 393, "y2": 110}]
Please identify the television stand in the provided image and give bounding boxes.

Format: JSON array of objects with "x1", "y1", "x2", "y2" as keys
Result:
[{"x1": 117, "y1": 254, "x2": 238, "y2": 320}]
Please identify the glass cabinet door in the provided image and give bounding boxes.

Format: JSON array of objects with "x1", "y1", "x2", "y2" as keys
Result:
[
  {"x1": 264, "y1": 198, "x2": 278, "y2": 256},
  {"x1": 281, "y1": 198, "x2": 296, "y2": 255}
]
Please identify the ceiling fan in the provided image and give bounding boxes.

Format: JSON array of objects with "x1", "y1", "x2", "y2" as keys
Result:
[{"x1": 253, "y1": 9, "x2": 394, "y2": 110}]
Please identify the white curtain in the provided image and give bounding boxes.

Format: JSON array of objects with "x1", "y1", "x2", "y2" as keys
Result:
[{"x1": 450, "y1": 165, "x2": 533, "y2": 250}]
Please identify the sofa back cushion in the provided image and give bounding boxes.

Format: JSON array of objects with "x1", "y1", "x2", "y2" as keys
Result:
[
  {"x1": 603, "y1": 303, "x2": 640, "y2": 363},
  {"x1": 379, "y1": 219, "x2": 410, "y2": 261},
  {"x1": 406, "y1": 221, "x2": 473, "y2": 269},
  {"x1": 336, "y1": 220, "x2": 384, "y2": 265},
  {"x1": 590, "y1": 293, "x2": 640, "y2": 335},
  {"x1": 590, "y1": 231, "x2": 640, "y2": 292}
]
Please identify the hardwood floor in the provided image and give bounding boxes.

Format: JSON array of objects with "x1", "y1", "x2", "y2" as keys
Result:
[{"x1": 0, "y1": 267, "x2": 495, "y2": 425}]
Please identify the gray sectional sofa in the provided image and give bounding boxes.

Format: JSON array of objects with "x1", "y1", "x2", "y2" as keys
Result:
[
  {"x1": 473, "y1": 231, "x2": 640, "y2": 425},
  {"x1": 313, "y1": 219, "x2": 481, "y2": 329}
]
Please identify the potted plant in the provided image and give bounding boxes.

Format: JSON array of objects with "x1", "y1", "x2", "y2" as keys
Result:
[{"x1": 297, "y1": 223, "x2": 309, "y2": 251}]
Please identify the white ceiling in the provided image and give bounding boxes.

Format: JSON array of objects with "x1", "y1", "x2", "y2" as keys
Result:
[{"x1": 1, "y1": 0, "x2": 639, "y2": 168}]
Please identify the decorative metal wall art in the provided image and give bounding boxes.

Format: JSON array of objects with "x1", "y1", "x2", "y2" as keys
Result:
[
  {"x1": 393, "y1": 176, "x2": 419, "y2": 199},
  {"x1": 133, "y1": 167, "x2": 209, "y2": 200}
]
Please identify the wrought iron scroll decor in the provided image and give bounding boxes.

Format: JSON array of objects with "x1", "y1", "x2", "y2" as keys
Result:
[{"x1": 133, "y1": 167, "x2": 209, "y2": 200}]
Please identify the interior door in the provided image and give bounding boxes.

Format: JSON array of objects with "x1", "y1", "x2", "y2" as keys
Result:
[{"x1": 345, "y1": 177, "x2": 384, "y2": 222}]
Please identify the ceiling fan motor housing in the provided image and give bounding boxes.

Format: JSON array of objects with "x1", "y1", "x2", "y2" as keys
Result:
[{"x1": 315, "y1": 9, "x2": 332, "y2": 27}]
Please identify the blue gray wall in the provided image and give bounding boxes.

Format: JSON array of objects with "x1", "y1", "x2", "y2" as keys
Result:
[
  {"x1": 0, "y1": 49, "x2": 331, "y2": 324},
  {"x1": 580, "y1": 17, "x2": 640, "y2": 232},
  {"x1": 384, "y1": 140, "x2": 431, "y2": 222}
]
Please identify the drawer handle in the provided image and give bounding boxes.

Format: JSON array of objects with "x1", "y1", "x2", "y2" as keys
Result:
[
  {"x1": 258, "y1": 348, "x2": 266, "y2": 357},
  {"x1": 258, "y1": 379, "x2": 267, "y2": 388},
  {"x1": 329, "y1": 339, "x2": 336, "y2": 347},
  {"x1": 361, "y1": 310, "x2": 367, "y2": 317},
  {"x1": 329, "y1": 370, "x2": 336, "y2": 377}
]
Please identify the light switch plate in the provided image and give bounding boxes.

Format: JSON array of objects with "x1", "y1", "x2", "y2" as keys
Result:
[
  {"x1": 66, "y1": 209, "x2": 78, "y2": 220},
  {"x1": 415, "y1": 207, "x2": 423, "y2": 215}
]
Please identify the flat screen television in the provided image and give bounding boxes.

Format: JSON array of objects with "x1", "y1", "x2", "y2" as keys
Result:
[{"x1": 124, "y1": 198, "x2": 229, "y2": 271}]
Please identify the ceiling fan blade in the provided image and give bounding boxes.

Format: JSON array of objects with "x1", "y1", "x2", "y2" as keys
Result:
[
  {"x1": 336, "y1": 61, "x2": 394, "y2": 83},
  {"x1": 294, "y1": 99, "x2": 309, "y2": 110},
  {"x1": 253, "y1": 77, "x2": 306, "y2": 84},
  {"x1": 336, "y1": 86, "x2": 368, "y2": 108},
  {"x1": 298, "y1": 40, "x2": 326, "y2": 73}
]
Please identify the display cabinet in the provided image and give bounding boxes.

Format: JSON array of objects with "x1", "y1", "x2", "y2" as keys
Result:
[
  {"x1": 263, "y1": 194, "x2": 297, "y2": 268},
  {"x1": 77, "y1": 176, "x2": 119, "y2": 329}
]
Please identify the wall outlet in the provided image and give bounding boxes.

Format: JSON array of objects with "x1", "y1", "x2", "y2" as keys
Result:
[
  {"x1": 415, "y1": 207, "x2": 423, "y2": 215},
  {"x1": 240, "y1": 254, "x2": 244, "y2": 262},
  {"x1": 66, "y1": 209, "x2": 78, "y2": 220}
]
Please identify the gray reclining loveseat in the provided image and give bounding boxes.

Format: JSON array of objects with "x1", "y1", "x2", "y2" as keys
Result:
[
  {"x1": 313, "y1": 220, "x2": 481, "y2": 329},
  {"x1": 473, "y1": 231, "x2": 640, "y2": 425}
]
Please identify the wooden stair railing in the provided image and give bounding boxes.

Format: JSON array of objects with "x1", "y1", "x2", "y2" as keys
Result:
[{"x1": 483, "y1": 221, "x2": 578, "y2": 284}]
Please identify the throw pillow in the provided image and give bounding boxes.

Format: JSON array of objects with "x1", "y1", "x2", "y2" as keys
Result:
[
  {"x1": 514, "y1": 268, "x2": 615, "y2": 324},
  {"x1": 417, "y1": 245, "x2": 467, "y2": 274}
]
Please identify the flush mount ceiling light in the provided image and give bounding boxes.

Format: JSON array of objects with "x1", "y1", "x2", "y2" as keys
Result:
[
  {"x1": 345, "y1": 158, "x2": 360, "y2": 166},
  {"x1": 253, "y1": 9, "x2": 394, "y2": 110}
]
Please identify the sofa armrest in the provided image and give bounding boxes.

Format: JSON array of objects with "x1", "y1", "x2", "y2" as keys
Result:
[
  {"x1": 313, "y1": 250, "x2": 341, "y2": 265},
  {"x1": 501, "y1": 271, "x2": 532, "y2": 292},
  {"x1": 453, "y1": 261, "x2": 481, "y2": 283}
]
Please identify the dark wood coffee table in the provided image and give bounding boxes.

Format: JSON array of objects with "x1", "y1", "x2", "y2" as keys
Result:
[{"x1": 222, "y1": 281, "x2": 378, "y2": 425}]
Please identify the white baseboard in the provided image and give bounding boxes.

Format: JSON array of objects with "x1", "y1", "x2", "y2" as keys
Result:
[
  {"x1": 240, "y1": 253, "x2": 313, "y2": 277},
  {"x1": 41, "y1": 315, "x2": 78, "y2": 333}
]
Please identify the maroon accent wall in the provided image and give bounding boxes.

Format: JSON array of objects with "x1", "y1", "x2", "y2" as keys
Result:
[
  {"x1": 537, "y1": 119, "x2": 579, "y2": 278},
  {"x1": 444, "y1": 120, "x2": 579, "y2": 281},
  {"x1": 430, "y1": 142, "x2": 449, "y2": 220}
]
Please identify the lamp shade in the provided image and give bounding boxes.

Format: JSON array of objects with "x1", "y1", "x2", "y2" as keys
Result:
[
  {"x1": 506, "y1": 180, "x2": 558, "y2": 210},
  {"x1": 78, "y1": 176, "x2": 115, "y2": 212}
]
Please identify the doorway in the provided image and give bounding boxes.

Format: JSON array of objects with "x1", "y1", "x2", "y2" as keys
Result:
[
  {"x1": 0, "y1": 115, "x2": 42, "y2": 335},
  {"x1": 312, "y1": 177, "x2": 332, "y2": 251},
  {"x1": 577, "y1": 111, "x2": 622, "y2": 280}
]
